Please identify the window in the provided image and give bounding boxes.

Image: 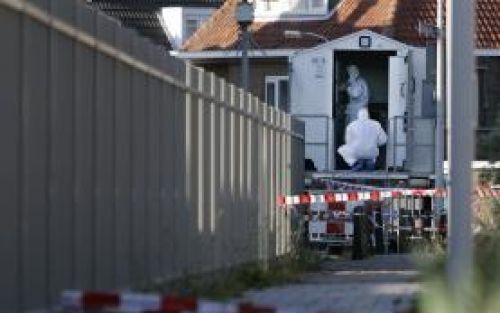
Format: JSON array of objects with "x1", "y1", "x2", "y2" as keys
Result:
[
  {"x1": 257, "y1": 0, "x2": 283, "y2": 12},
  {"x1": 289, "y1": 0, "x2": 307, "y2": 11},
  {"x1": 185, "y1": 19, "x2": 200, "y2": 39},
  {"x1": 264, "y1": 0, "x2": 280, "y2": 11},
  {"x1": 311, "y1": 0, "x2": 324, "y2": 8},
  {"x1": 476, "y1": 57, "x2": 500, "y2": 161},
  {"x1": 255, "y1": 0, "x2": 328, "y2": 17},
  {"x1": 265, "y1": 76, "x2": 289, "y2": 112}
]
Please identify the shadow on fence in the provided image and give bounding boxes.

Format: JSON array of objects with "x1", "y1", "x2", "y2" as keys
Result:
[{"x1": 0, "y1": 1, "x2": 305, "y2": 312}]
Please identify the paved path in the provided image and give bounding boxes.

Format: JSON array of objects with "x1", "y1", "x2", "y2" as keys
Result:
[{"x1": 241, "y1": 255, "x2": 420, "y2": 313}]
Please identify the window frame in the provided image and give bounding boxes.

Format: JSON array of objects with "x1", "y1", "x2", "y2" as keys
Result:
[
  {"x1": 183, "y1": 12, "x2": 213, "y2": 41},
  {"x1": 184, "y1": 19, "x2": 199, "y2": 40},
  {"x1": 265, "y1": 75, "x2": 289, "y2": 112},
  {"x1": 255, "y1": 0, "x2": 328, "y2": 17}
]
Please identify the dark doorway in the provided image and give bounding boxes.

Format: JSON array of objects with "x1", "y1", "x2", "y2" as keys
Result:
[{"x1": 333, "y1": 50, "x2": 397, "y2": 170}]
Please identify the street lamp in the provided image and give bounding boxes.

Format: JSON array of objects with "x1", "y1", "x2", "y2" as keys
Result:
[
  {"x1": 435, "y1": 0, "x2": 446, "y2": 220},
  {"x1": 446, "y1": 0, "x2": 475, "y2": 299},
  {"x1": 283, "y1": 30, "x2": 328, "y2": 43},
  {"x1": 236, "y1": 0, "x2": 254, "y2": 91}
]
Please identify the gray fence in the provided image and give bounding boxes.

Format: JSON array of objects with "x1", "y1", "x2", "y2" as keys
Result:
[{"x1": 0, "y1": 1, "x2": 305, "y2": 312}]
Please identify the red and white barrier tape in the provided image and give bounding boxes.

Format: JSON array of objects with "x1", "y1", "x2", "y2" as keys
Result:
[
  {"x1": 61, "y1": 291, "x2": 329, "y2": 313},
  {"x1": 475, "y1": 186, "x2": 500, "y2": 198},
  {"x1": 277, "y1": 189, "x2": 446, "y2": 206},
  {"x1": 279, "y1": 185, "x2": 500, "y2": 206}
]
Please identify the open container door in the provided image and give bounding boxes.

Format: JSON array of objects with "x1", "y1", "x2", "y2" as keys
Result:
[
  {"x1": 290, "y1": 51, "x2": 332, "y2": 171},
  {"x1": 387, "y1": 56, "x2": 409, "y2": 169}
]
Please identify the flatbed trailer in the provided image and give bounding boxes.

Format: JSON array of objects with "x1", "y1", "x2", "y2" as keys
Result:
[{"x1": 302, "y1": 175, "x2": 442, "y2": 253}]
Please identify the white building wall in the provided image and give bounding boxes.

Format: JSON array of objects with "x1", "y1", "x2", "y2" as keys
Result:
[
  {"x1": 161, "y1": 7, "x2": 216, "y2": 50},
  {"x1": 161, "y1": 7, "x2": 183, "y2": 49},
  {"x1": 254, "y1": 0, "x2": 329, "y2": 20}
]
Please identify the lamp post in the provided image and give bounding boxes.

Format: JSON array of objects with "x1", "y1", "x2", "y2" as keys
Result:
[
  {"x1": 435, "y1": 0, "x2": 446, "y2": 217},
  {"x1": 236, "y1": 0, "x2": 254, "y2": 91},
  {"x1": 446, "y1": 0, "x2": 475, "y2": 295}
]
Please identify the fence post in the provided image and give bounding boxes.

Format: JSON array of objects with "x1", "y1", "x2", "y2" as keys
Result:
[
  {"x1": 208, "y1": 71, "x2": 217, "y2": 273},
  {"x1": 217, "y1": 77, "x2": 227, "y2": 270},
  {"x1": 252, "y1": 96, "x2": 260, "y2": 263},
  {"x1": 283, "y1": 112, "x2": 291, "y2": 254},
  {"x1": 270, "y1": 108, "x2": 277, "y2": 258}
]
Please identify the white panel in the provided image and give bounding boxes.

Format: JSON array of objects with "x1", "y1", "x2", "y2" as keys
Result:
[
  {"x1": 160, "y1": 8, "x2": 183, "y2": 49},
  {"x1": 160, "y1": 7, "x2": 215, "y2": 50},
  {"x1": 411, "y1": 119, "x2": 435, "y2": 173},
  {"x1": 255, "y1": 0, "x2": 328, "y2": 17},
  {"x1": 414, "y1": 119, "x2": 435, "y2": 145},
  {"x1": 303, "y1": 117, "x2": 327, "y2": 143},
  {"x1": 412, "y1": 48, "x2": 427, "y2": 116},
  {"x1": 346, "y1": 201, "x2": 365, "y2": 212},
  {"x1": 290, "y1": 52, "x2": 331, "y2": 116},
  {"x1": 305, "y1": 144, "x2": 327, "y2": 171},
  {"x1": 345, "y1": 222, "x2": 353, "y2": 236},
  {"x1": 310, "y1": 202, "x2": 328, "y2": 212},
  {"x1": 309, "y1": 221, "x2": 327, "y2": 238},
  {"x1": 291, "y1": 49, "x2": 333, "y2": 171},
  {"x1": 388, "y1": 56, "x2": 408, "y2": 168},
  {"x1": 411, "y1": 146, "x2": 435, "y2": 173}
]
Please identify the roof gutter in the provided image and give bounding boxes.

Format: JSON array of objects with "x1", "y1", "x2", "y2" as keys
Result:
[
  {"x1": 172, "y1": 49, "x2": 299, "y2": 59},
  {"x1": 475, "y1": 49, "x2": 500, "y2": 56},
  {"x1": 174, "y1": 48, "x2": 500, "y2": 60}
]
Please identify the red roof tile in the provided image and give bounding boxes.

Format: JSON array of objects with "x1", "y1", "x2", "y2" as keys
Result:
[{"x1": 183, "y1": 0, "x2": 500, "y2": 51}]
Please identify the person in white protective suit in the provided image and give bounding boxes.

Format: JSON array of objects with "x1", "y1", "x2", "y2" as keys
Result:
[
  {"x1": 337, "y1": 108, "x2": 387, "y2": 171},
  {"x1": 340, "y1": 65, "x2": 370, "y2": 123}
]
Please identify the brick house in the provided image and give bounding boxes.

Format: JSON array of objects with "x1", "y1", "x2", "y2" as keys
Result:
[{"x1": 177, "y1": 0, "x2": 500, "y2": 172}]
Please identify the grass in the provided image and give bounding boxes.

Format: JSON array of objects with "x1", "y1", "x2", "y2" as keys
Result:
[
  {"x1": 412, "y1": 194, "x2": 500, "y2": 313},
  {"x1": 142, "y1": 248, "x2": 323, "y2": 300}
]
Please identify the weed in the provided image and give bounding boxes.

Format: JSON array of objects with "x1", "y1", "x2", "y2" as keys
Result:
[
  {"x1": 141, "y1": 248, "x2": 323, "y2": 301},
  {"x1": 417, "y1": 197, "x2": 500, "y2": 313}
]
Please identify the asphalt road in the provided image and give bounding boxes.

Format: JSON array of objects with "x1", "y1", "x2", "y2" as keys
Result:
[{"x1": 241, "y1": 254, "x2": 420, "y2": 313}]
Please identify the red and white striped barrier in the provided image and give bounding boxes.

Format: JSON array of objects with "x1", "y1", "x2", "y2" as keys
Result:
[
  {"x1": 61, "y1": 291, "x2": 330, "y2": 313},
  {"x1": 279, "y1": 185, "x2": 500, "y2": 206},
  {"x1": 277, "y1": 189, "x2": 446, "y2": 206},
  {"x1": 475, "y1": 186, "x2": 500, "y2": 198}
]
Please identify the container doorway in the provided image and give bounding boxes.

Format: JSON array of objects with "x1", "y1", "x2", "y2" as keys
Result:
[{"x1": 333, "y1": 50, "x2": 397, "y2": 170}]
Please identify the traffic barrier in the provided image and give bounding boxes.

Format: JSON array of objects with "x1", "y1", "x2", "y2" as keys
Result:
[
  {"x1": 287, "y1": 180, "x2": 498, "y2": 255},
  {"x1": 278, "y1": 186, "x2": 500, "y2": 206},
  {"x1": 278, "y1": 189, "x2": 441, "y2": 206},
  {"x1": 307, "y1": 211, "x2": 440, "y2": 220},
  {"x1": 61, "y1": 291, "x2": 334, "y2": 313}
]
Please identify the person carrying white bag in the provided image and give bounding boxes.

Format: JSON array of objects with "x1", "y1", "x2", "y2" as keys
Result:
[{"x1": 338, "y1": 108, "x2": 387, "y2": 171}]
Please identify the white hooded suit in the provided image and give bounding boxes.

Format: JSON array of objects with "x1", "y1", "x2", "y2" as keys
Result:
[
  {"x1": 345, "y1": 66, "x2": 370, "y2": 123},
  {"x1": 338, "y1": 109, "x2": 388, "y2": 167}
]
